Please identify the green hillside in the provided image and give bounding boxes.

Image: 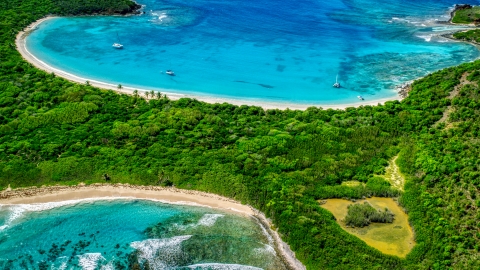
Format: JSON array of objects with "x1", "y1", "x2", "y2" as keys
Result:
[
  {"x1": 1, "y1": 0, "x2": 479, "y2": 269},
  {"x1": 452, "y1": 6, "x2": 480, "y2": 24}
]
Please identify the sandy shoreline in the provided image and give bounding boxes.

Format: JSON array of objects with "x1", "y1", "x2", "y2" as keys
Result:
[
  {"x1": 0, "y1": 183, "x2": 306, "y2": 270},
  {"x1": 16, "y1": 16, "x2": 400, "y2": 111}
]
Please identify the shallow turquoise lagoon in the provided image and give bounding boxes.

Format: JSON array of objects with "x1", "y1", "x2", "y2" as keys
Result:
[
  {"x1": 26, "y1": 0, "x2": 480, "y2": 105},
  {"x1": 0, "y1": 199, "x2": 286, "y2": 269}
]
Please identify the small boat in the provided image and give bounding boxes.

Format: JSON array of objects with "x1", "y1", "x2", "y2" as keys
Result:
[
  {"x1": 112, "y1": 43, "x2": 123, "y2": 49},
  {"x1": 357, "y1": 96, "x2": 364, "y2": 100},
  {"x1": 112, "y1": 32, "x2": 123, "y2": 49},
  {"x1": 165, "y1": 70, "x2": 175, "y2": 76},
  {"x1": 333, "y1": 74, "x2": 340, "y2": 88}
]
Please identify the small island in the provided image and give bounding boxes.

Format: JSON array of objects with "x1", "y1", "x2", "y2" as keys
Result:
[{"x1": 451, "y1": 4, "x2": 480, "y2": 24}]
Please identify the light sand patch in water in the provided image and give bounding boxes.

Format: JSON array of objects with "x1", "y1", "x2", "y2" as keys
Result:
[{"x1": 320, "y1": 197, "x2": 414, "y2": 258}]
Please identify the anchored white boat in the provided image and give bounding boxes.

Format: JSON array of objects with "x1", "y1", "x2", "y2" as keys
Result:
[
  {"x1": 165, "y1": 70, "x2": 175, "y2": 76},
  {"x1": 357, "y1": 95, "x2": 364, "y2": 100},
  {"x1": 112, "y1": 32, "x2": 123, "y2": 49},
  {"x1": 112, "y1": 43, "x2": 123, "y2": 49},
  {"x1": 333, "y1": 74, "x2": 340, "y2": 88}
]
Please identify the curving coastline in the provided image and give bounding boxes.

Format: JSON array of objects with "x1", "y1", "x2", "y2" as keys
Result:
[
  {"x1": 0, "y1": 183, "x2": 306, "y2": 270},
  {"x1": 16, "y1": 16, "x2": 400, "y2": 111}
]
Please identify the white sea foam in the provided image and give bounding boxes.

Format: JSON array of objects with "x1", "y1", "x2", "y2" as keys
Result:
[
  {"x1": 77, "y1": 253, "x2": 105, "y2": 270},
  {"x1": 50, "y1": 256, "x2": 68, "y2": 270},
  {"x1": 0, "y1": 197, "x2": 139, "y2": 231},
  {"x1": 255, "y1": 219, "x2": 273, "y2": 245},
  {"x1": 131, "y1": 235, "x2": 192, "y2": 270},
  {"x1": 416, "y1": 34, "x2": 433, "y2": 42},
  {"x1": 197, "y1": 214, "x2": 224, "y2": 227},
  {"x1": 183, "y1": 263, "x2": 263, "y2": 270},
  {"x1": 100, "y1": 260, "x2": 115, "y2": 270},
  {"x1": 254, "y1": 244, "x2": 276, "y2": 255},
  {"x1": 175, "y1": 213, "x2": 224, "y2": 230},
  {"x1": 391, "y1": 17, "x2": 410, "y2": 24},
  {"x1": 159, "y1": 13, "x2": 168, "y2": 21}
]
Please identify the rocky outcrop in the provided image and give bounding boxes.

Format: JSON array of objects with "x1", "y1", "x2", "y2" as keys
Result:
[
  {"x1": 454, "y1": 4, "x2": 473, "y2": 11},
  {"x1": 396, "y1": 82, "x2": 412, "y2": 99}
]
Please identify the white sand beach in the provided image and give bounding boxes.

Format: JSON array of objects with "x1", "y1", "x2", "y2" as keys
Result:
[{"x1": 16, "y1": 16, "x2": 400, "y2": 111}]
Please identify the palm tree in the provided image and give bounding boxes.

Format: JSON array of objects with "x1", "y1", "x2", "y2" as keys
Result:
[
  {"x1": 85, "y1": 80, "x2": 90, "y2": 86},
  {"x1": 117, "y1": 84, "x2": 122, "y2": 89},
  {"x1": 144, "y1": 91, "x2": 149, "y2": 99},
  {"x1": 156, "y1": 92, "x2": 162, "y2": 100},
  {"x1": 133, "y1": 90, "x2": 139, "y2": 98},
  {"x1": 150, "y1": 90, "x2": 155, "y2": 98}
]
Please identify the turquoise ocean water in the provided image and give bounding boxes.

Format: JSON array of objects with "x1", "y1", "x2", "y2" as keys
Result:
[
  {"x1": 0, "y1": 199, "x2": 286, "y2": 269},
  {"x1": 25, "y1": 0, "x2": 480, "y2": 106}
]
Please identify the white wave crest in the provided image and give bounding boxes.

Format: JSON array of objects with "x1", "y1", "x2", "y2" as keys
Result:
[
  {"x1": 131, "y1": 235, "x2": 192, "y2": 270},
  {"x1": 175, "y1": 214, "x2": 224, "y2": 231},
  {"x1": 100, "y1": 260, "x2": 115, "y2": 270},
  {"x1": 254, "y1": 244, "x2": 276, "y2": 256},
  {"x1": 183, "y1": 263, "x2": 263, "y2": 270},
  {"x1": 197, "y1": 214, "x2": 224, "y2": 227},
  {"x1": 255, "y1": 219, "x2": 273, "y2": 245},
  {"x1": 416, "y1": 34, "x2": 433, "y2": 42},
  {"x1": 158, "y1": 13, "x2": 167, "y2": 21},
  {"x1": 0, "y1": 197, "x2": 130, "y2": 231},
  {"x1": 78, "y1": 253, "x2": 105, "y2": 270},
  {"x1": 50, "y1": 256, "x2": 69, "y2": 270}
]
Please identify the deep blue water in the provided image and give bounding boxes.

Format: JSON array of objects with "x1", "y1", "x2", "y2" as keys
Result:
[
  {"x1": 0, "y1": 199, "x2": 286, "y2": 269},
  {"x1": 26, "y1": 0, "x2": 480, "y2": 105}
]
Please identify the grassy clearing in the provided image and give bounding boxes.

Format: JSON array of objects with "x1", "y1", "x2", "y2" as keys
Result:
[{"x1": 381, "y1": 156, "x2": 405, "y2": 191}]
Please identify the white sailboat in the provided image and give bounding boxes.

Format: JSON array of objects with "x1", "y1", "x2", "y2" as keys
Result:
[
  {"x1": 112, "y1": 32, "x2": 123, "y2": 49},
  {"x1": 333, "y1": 74, "x2": 340, "y2": 88}
]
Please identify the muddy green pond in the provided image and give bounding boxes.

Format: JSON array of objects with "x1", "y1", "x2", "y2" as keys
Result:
[{"x1": 320, "y1": 197, "x2": 415, "y2": 257}]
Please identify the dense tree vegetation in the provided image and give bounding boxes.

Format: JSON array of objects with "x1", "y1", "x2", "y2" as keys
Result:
[
  {"x1": 452, "y1": 29, "x2": 480, "y2": 44},
  {"x1": 52, "y1": 0, "x2": 141, "y2": 15},
  {"x1": 0, "y1": 0, "x2": 479, "y2": 269},
  {"x1": 344, "y1": 202, "x2": 395, "y2": 228}
]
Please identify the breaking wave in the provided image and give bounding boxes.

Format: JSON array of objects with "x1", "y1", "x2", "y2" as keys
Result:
[
  {"x1": 175, "y1": 213, "x2": 225, "y2": 230},
  {"x1": 179, "y1": 263, "x2": 263, "y2": 270},
  {"x1": 0, "y1": 198, "x2": 126, "y2": 231},
  {"x1": 77, "y1": 253, "x2": 106, "y2": 270},
  {"x1": 130, "y1": 235, "x2": 192, "y2": 269}
]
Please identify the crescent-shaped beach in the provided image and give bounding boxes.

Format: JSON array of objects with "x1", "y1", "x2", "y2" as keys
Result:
[
  {"x1": 0, "y1": 184, "x2": 306, "y2": 270},
  {"x1": 16, "y1": 16, "x2": 400, "y2": 111}
]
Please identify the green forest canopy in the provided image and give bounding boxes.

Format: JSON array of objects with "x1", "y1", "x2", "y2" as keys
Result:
[{"x1": 0, "y1": 0, "x2": 479, "y2": 269}]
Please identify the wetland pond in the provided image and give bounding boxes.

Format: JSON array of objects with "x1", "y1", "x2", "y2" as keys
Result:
[{"x1": 320, "y1": 197, "x2": 414, "y2": 258}]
